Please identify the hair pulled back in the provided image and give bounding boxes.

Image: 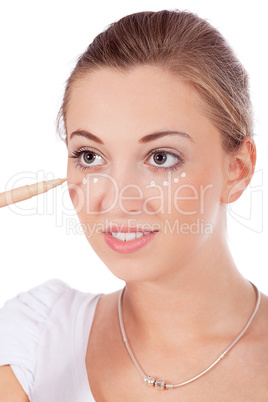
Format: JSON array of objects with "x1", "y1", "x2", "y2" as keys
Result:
[{"x1": 58, "y1": 9, "x2": 253, "y2": 152}]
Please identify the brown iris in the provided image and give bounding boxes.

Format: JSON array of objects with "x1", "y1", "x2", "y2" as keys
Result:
[
  {"x1": 153, "y1": 152, "x2": 167, "y2": 165},
  {"x1": 82, "y1": 151, "x2": 96, "y2": 164}
]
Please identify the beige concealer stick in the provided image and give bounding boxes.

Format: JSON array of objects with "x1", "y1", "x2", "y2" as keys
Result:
[{"x1": 0, "y1": 178, "x2": 67, "y2": 208}]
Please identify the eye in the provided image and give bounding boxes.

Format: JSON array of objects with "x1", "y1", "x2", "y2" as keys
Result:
[
  {"x1": 69, "y1": 148, "x2": 105, "y2": 169},
  {"x1": 146, "y1": 149, "x2": 184, "y2": 170},
  {"x1": 81, "y1": 151, "x2": 103, "y2": 166}
]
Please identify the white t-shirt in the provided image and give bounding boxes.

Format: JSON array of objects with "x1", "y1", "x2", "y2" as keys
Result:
[{"x1": 0, "y1": 279, "x2": 102, "y2": 401}]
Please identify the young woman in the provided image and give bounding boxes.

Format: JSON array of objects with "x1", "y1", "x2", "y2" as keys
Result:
[{"x1": 0, "y1": 9, "x2": 267, "y2": 401}]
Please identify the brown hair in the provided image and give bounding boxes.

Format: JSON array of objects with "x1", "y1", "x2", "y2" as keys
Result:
[{"x1": 57, "y1": 9, "x2": 253, "y2": 152}]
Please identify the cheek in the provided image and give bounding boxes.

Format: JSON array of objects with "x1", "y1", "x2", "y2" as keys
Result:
[
  {"x1": 67, "y1": 164, "x2": 77, "y2": 201},
  {"x1": 67, "y1": 171, "x2": 117, "y2": 219},
  {"x1": 67, "y1": 181, "x2": 86, "y2": 217},
  {"x1": 67, "y1": 164, "x2": 83, "y2": 208},
  {"x1": 66, "y1": 165, "x2": 89, "y2": 219},
  {"x1": 169, "y1": 170, "x2": 223, "y2": 222},
  {"x1": 172, "y1": 183, "x2": 213, "y2": 216}
]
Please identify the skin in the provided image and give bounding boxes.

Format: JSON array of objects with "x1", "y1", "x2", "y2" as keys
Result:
[
  {"x1": 0, "y1": 366, "x2": 29, "y2": 401},
  {"x1": 2, "y1": 65, "x2": 267, "y2": 400}
]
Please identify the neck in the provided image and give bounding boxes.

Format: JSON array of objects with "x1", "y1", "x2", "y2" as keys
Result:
[{"x1": 122, "y1": 240, "x2": 256, "y2": 347}]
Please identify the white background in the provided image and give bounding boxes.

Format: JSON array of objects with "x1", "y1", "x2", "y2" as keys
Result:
[{"x1": 0, "y1": 0, "x2": 267, "y2": 306}]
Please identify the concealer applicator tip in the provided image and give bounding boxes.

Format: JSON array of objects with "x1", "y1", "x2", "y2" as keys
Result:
[{"x1": 43, "y1": 178, "x2": 68, "y2": 191}]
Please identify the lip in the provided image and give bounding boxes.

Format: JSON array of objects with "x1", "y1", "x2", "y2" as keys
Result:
[
  {"x1": 105, "y1": 226, "x2": 154, "y2": 233},
  {"x1": 103, "y1": 231, "x2": 157, "y2": 254}
]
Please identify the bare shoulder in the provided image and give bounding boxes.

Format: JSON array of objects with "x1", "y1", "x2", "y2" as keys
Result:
[
  {"x1": 94, "y1": 290, "x2": 120, "y2": 318},
  {"x1": 0, "y1": 365, "x2": 29, "y2": 402}
]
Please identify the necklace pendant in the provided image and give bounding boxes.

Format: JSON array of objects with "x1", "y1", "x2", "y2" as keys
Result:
[
  {"x1": 144, "y1": 376, "x2": 166, "y2": 390},
  {"x1": 154, "y1": 380, "x2": 166, "y2": 390}
]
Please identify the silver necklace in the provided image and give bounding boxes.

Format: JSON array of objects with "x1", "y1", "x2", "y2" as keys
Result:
[{"x1": 118, "y1": 282, "x2": 261, "y2": 391}]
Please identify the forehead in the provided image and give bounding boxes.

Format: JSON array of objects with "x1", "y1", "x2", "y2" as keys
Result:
[{"x1": 65, "y1": 65, "x2": 218, "y2": 147}]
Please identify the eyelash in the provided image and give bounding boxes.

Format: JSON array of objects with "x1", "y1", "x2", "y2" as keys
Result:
[
  {"x1": 68, "y1": 147, "x2": 185, "y2": 171},
  {"x1": 68, "y1": 147, "x2": 104, "y2": 171}
]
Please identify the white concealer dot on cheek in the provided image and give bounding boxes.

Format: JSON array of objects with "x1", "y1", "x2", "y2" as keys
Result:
[
  {"x1": 93, "y1": 177, "x2": 99, "y2": 184},
  {"x1": 82, "y1": 177, "x2": 88, "y2": 185},
  {"x1": 174, "y1": 178, "x2": 179, "y2": 183},
  {"x1": 163, "y1": 181, "x2": 169, "y2": 186},
  {"x1": 150, "y1": 181, "x2": 156, "y2": 187},
  {"x1": 181, "y1": 172, "x2": 186, "y2": 178}
]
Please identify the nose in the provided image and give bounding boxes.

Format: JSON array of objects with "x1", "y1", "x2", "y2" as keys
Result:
[
  {"x1": 99, "y1": 170, "x2": 144, "y2": 216},
  {"x1": 113, "y1": 182, "x2": 144, "y2": 215}
]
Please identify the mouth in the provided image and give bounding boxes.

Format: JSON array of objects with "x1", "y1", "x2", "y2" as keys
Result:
[
  {"x1": 109, "y1": 231, "x2": 151, "y2": 241},
  {"x1": 103, "y1": 229, "x2": 157, "y2": 254}
]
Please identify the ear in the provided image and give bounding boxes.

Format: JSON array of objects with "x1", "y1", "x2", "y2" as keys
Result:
[{"x1": 221, "y1": 137, "x2": 256, "y2": 204}]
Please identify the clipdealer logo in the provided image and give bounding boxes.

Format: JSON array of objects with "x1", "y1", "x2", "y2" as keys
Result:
[{"x1": 3, "y1": 169, "x2": 264, "y2": 235}]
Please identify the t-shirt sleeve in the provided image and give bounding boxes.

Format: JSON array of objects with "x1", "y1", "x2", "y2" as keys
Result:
[{"x1": 0, "y1": 279, "x2": 70, "y2": 398}]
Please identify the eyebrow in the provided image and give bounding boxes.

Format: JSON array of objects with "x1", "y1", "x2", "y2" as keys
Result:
[
  {"x1": 69, "y1": 130, "x2": 104, "y2": 144},
  {"x1": 69, "y1": 129, "x2": 193, "y2": 144},
  {"x1": 138, "y1": 130, "x2": 194, "y2": 143}
]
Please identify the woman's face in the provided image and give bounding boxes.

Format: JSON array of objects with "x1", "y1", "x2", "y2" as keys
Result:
[{"x1": 66, "y1": 66, "x2": 230, "y2": 282}]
